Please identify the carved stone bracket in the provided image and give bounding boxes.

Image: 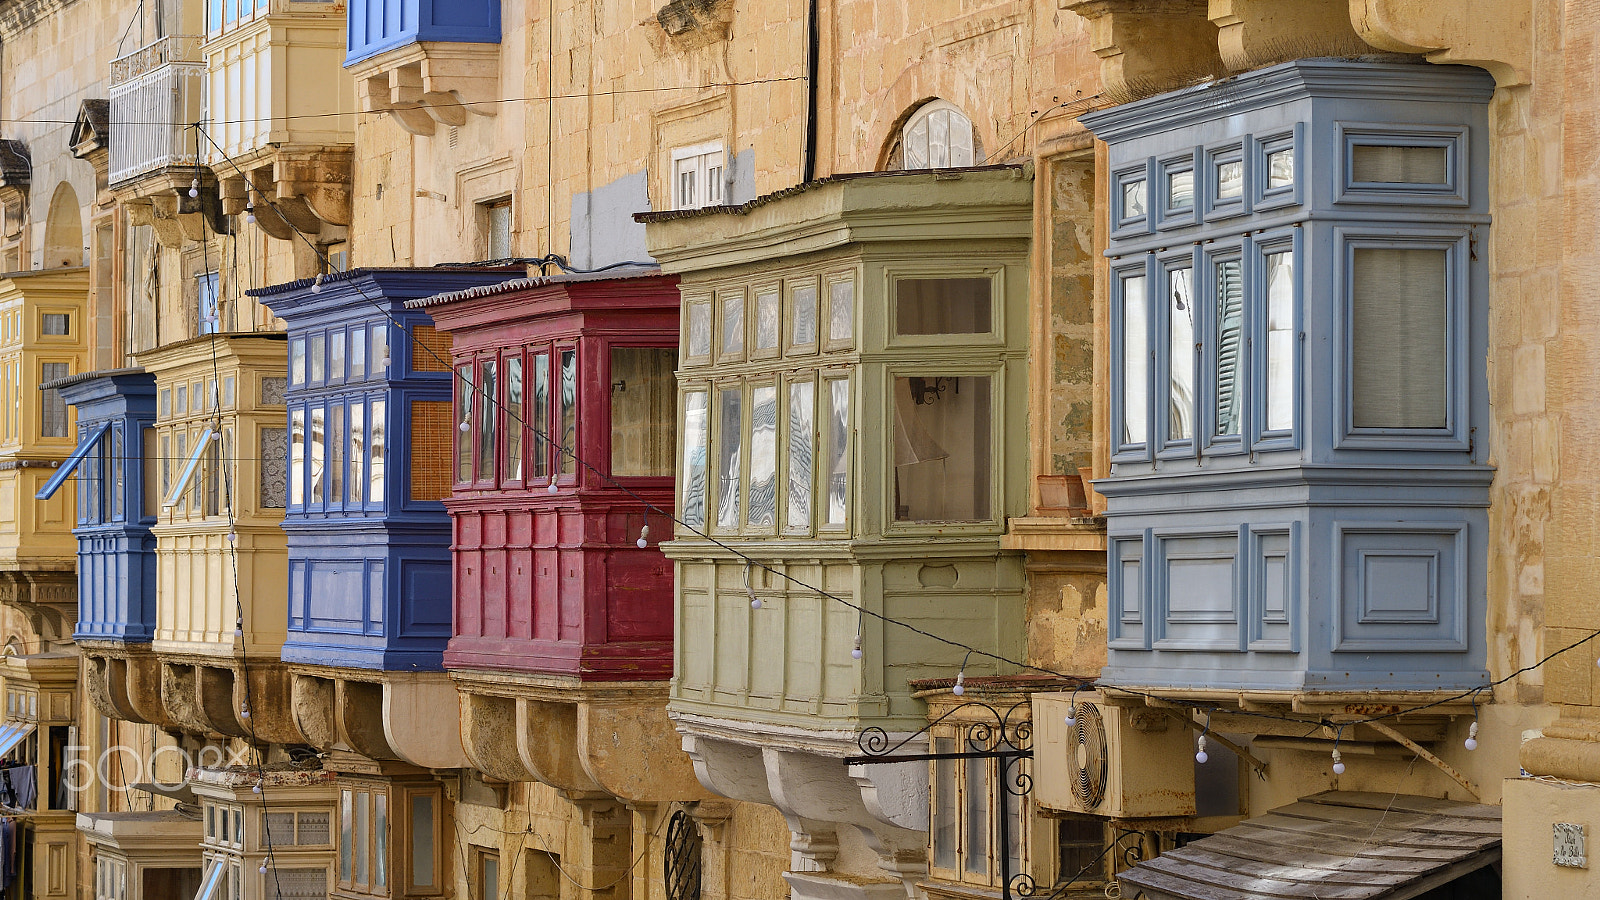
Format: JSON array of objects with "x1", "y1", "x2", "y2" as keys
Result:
[
  {"x1": 0, "y1": 570, "x2": 77, "y2": 648},
  {"x1": 157, "y1": 658, "x2": 303, "y2": 743},
  {"x1": 1349, "y1": 0, "x2": 1530, "y2": 86},
  {"x1": 351, "y1": 43, "x2": 500, "y2": 137},
  {"x1": 653, "y1": 0, "x2": 733, "y2": 46},
  {"x1": 82, "y1": 646, "x2": 176, "y2": 729},
  {"x1": 1209, "y1": 0, "x2": 1378, "y2": 72},
  {"x1": 290, "y1": 670, "x2": 470, "y2": 769},
  {"x1": 1063, "y1": 0, "x2": 1229, "y2": 101},
  {"x1": 216, "y1": 147, "x2": 354, "y2": 240}
]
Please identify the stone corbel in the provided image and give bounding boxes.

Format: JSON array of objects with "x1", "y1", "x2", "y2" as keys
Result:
[
  {"x1": 1349, "y1": 0, "x2": 1530, "y2": 87},
  {"x1": 233, "y1": 664, "x2": 302, "y2": 745},
  {"x1": 1209, "y1": 0, "x2": 1376, "y2": 72},
  {"x1": 1062, "y1": 0, "x2": 1229, "y2": 101},
  {"x1": 515, "y1": 698, "x2": 604, "y2": 793},
  {"x1": 382, "y1": 677, "x2": 470, "y2": 769},
  {"x1": 126, "y1": 197, "x2": 187, "y2": 250},
  {"x1": 575, "y1": 699, "x2": 713, "y2": 804},
  {"x1": 160, "y1": 663, "x2": 245, "y2": 738},
  {"x1": 275, "y1": 150, "x2": 352, "y2": 227},
  {"x1": 335, "y1": 680, "x2": 397, "y2": 760},
  {"x1": 290, "y1": 674, "x2": 338, "y2": 750},
  {"x1": 653, "y1": 0, "x2": 734, "y2": 46},
  {"x1": 460, "y1": 692, "x2": 539, "y2": 783},
  {"x1": 688, "y1": 799, "x2": 734, "y2": 843},
  {"x1": 356, "y1": 44, "x2": 500, "y2": 137}
]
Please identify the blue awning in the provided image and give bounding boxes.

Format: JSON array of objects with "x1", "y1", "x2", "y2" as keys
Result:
[
  {"x1": 0, "y1": 721, "x2": 37, "y2": 758},
  {"x1": 35, "y1": 421, "x2": 110, "y2": 500}
]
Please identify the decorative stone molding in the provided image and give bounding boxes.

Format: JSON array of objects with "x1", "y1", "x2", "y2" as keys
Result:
[
  {"x1": 350, "y1": 42, "x2": 500, "y2": 136},
  {"x1": 653, "y1": 0, "x2": 733, "y2": 46},
  {"x1": 290, "y1": 669, "x2": 471, "y2": 769},
  {"x1": 1209, "y1": 0, "x2": 1377, "y2": 72},
  {"x1": 1350, "y1": 0, "x2": 1530, "y2": 86},
  {"x1": 0, "y1": 570, "x2": 76, "y2": 647},
  {"x1": 157, "y1": 658, "x2": 302, "y2": 743},
  {"x1": 0, "y1": 0, "x2": 80, "y2": 42},
  {"x1": 215, "y1": 146, "x2": 353, "y2": 240},
  {"x1": 81, "y1": 646, "x2": 176, "y2": 729},
  {"x1": 1062, "y1": 0, "x2": 1228, "y2": 101}
]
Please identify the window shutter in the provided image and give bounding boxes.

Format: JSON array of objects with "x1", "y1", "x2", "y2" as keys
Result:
[
  {"x1": 1351, "y1": 248, "x2": 1448, "y2": 429},
  {"x1": 1214, "y1": 260, "x2": 1243, "y2": 436}
]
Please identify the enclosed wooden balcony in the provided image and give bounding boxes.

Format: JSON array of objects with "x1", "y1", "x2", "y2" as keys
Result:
[{"x1": 108, "y1": 35, "x2": 205, "y2": 189}]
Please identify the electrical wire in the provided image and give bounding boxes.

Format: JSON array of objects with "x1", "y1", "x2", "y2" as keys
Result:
[
  {"x1": 185, "y1": 120, "x2": 1585, "y2": 743},
  {"x1": 0, "y1": 76, "x2": 808, "y2": 128}
]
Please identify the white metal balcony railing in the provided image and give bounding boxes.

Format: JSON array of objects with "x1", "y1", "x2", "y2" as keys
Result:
[{"x1": 108, "y1": 35, "x2": 206, "y2": 187}]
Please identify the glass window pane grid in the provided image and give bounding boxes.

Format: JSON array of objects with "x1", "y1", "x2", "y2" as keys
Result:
[
  {"x1": 610, "y1": 348, "x2": 678, "y2": 478},
  {"x1": 557, "y1": 349, "x2": 578, "y2": 477}
]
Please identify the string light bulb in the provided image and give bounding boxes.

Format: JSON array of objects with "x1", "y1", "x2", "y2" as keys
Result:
[
  {"x1": 188, "y1": 178, "x2": 200, "y2": 199},
  {"x1": 547, "y1": 480, "x2": 560, "y2": 494},
  {"x1": 852, "y1": 615, "x2": 863, "y2": 659},
  {"x1": 1195, "y1": 734, "x2": 1209, "y2": 765},
  {"x1": 1465, "y1": 720, "x2": 1479, "y2": 751},
  {"x1": 1331, "y1": 747, "x2": 1345, "y2": 775},
  {"x1": 1064, "y1": 703, "x2": 1077, "y2": 728},
  {"x1": 252, "y1": 781, "x2": 263, "y2": 794},
  {"x1": 239, "y1": 704, "x2": 250, "y2": 719},
  {"x1": 259, "y1": 863, "x2": 268, "y2": 874},
  {"x1": 748, "y1": 585, "x2": 762, "y2": 610},
  {"x1": 952, "y1": 670, "x2": 965, "y2": 696},
  {"x1": 636, "y1": 524, "x2": 649, "y2": 549},
  {"x1": 244, "y1": 203, "x2": 255, "y2": 225},
  {"x1": 459, "y1": 418, "x2": 470, "y2": 432},
  {"x1": 310, "y1": 273, "x2": 324, "y2": 294}
]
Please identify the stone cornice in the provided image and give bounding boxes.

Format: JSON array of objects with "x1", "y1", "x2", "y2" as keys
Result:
[{"x1": 0, "y1": 0, "x2": 80, "y2": 42}]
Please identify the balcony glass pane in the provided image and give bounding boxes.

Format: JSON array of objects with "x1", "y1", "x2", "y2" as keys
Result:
[
  {"x1": 370, "y1": 400, "x2": 387, "y2": 503},
  {"x1": 932, "y1": 736, "x2": 957, "y2": 870},
  {"x1": 785, "y1": 381, "x2": 814, "y2": 533},
  {"x1": 309, "y1": 407, "x2": 326, "y2": 503},
  {"x1": 754, "y1": 289, "x2": 780, "y2": 350},
  {"x1": 330, "y1": 404, "x2": 345, "y2": 504},
  {"x1": 1352, "y1": 145, "x2": 1448, "y2": 184},
  {"x1": 715, "y1": 388, "x2": 742, "y2": 529},
  {"x1": 456, "y1": 365, "x2": 473, "y2": 483},
  {"x1": 1122, "y1": 180, "x2": 1146, "y2": 219},
  {"x1": 478, "y1": 360, "x2": 497, "y2": 481},
  {"x1": 829, "y1": 280, "x2": 854, "y2": 344},
  {"x1": 350, "y1": 403, "x2": 365, "y2": 505},
  {"x1": 1265, "y1": 250, "x2": 1295, "y2": 432},
  {"x1": 339, "y1": 790, "x2": 352, "y2": 880},
  {"x1": 331, "y1": 330, "x2": 345, "y2": 381},
  {"x1": 893, "y1": 376, "x2": 991, "y2": 522},
  {"x1": 531, "y1": 352, "x2": 550, "y2": 479},
  {"x1": 895, "y1": 278, "x2": 992, "y2": 335},
  {"x1": 721, "y1": 294, "x2": 744, "y2": 356},
  {"x1": 310, "y1": 334, "x2": 325, "y2": 383},
  {"x1": 1267, "y1": 149, "x2": 1294, "y2": 189},
  {"x1": 1214, "y1": 259, "x2": 1243, "y2": 437},
  {"x1": 408, "y1": 401, "x2": 452, "y2": 502},
  {"x1": 291, "y1": 338, "x2": 305, "y2": 385},
  {"x1": 611, "y1": 348, "x2": 678, "y2": 477},
  {"x1": 111, "y1": 426, "x2": 124, "y2": 521},
  {"x1": 1121, "y1": 275, "x2": 1148, "y2": 446},
  {"x1": 790, "y1": 284, "x2": 817, "y2": 347},
  {"x1": 558, "y1": 350, "x2": 577, "y2": 475},
  {"x1": 351, "y1": 327, "x2": 365, "y2": 379},
  {"x1": 41, "y1": 363, "x2": 69, "y2": 437},
  {"x1": 1351, "y1": 247, "x2": 1447, "y2": 429},
  {"x1": 354, "y1": 791, "x2": 368, "y2": 884},
  {"x1": 373, "y1": 326, "x2": 388, "y2": 375},
  {"x1": 963, "y1": 755, "x2": 988, "y2": 878},
  {"x1": 411, "y1": 793, "x2": 435, "y2": 887},
  {"x1": 823, "y1": 379, "x2": 849, "y2": 527},
  {"x1": 747, "y1": 385, "x2": 777, "y2": 528},
  {"x1": 687, "y1": 302, "x2": 711, "y2": 358},
  {"x1": 505, "y1": 356, "x2": 524, "y2": 481},
  {"x1": 1168, "y1": 169, "x2": 1194, "y2": 209},
  {"x1": 1168, "y1": 268, "x2": 1195, "y2": 442},
  {"x1": 374, "y1": 793, "x2": 388, "y2": 888},
  {"x1": 681, "y1": 391, "x2": 709, "y2": 529},
  {"x1": 1217, "y1": 160, "x2": 1243, "y2": 199}
]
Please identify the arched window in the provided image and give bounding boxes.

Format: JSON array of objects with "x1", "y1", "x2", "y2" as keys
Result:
[
  {"x1": 890, "y1": 100, "x2": 980, "y2": 171},
  {"x1": 43, "y1": 182, "x2": 83, "y2": 269}
]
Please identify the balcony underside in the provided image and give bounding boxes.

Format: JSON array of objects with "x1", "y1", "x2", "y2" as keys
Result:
[
  {"x1": 448, "y1": 671, "x2": 707, "y2": 804},
  {"x1": 289, "y1": 667, "x2": 467, "y2": 769},
  {"x1": 216, "y1": 145, "x2": 353, "y2": 241},
  {"x1": 349, "y1": 40, "x2": 500, "y2": 136}
]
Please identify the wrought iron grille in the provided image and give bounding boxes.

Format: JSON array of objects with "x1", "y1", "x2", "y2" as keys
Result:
[{"x1": 664, "y1": 809, "x2": 703, "y2": 900}]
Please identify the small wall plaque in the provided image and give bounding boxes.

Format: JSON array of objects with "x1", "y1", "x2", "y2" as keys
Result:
[{"x1": 1554, "y1": 822, "x2": 1587, "y2": 868}]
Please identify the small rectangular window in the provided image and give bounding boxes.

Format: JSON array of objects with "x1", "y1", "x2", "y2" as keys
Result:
[
  {"x1": 1214, "y1": 259, "x2": 1244, "y2": 438},
  {"x1": 322, "y1": 240, "x2": 349, "y2": 274},
  {"x1": 339, "y1": 790, "x2": 353, "y2": 882},
  {"x1": 1264, "y1": 250, "x2": 1296, "y2": 433},
  {"x1": 310, "y1": 333, "x2": 326, "y2": 383},
  {"x1": 610, "y1": 348, "x2": 678, "y2": 477},
  {"x1": 715, "y1": 388, "x2": 742, "y2": 529},
  {"x1": 785, "y1": 381, "x2": 814, "y2": 534},
  {"x1": 1121, "y1": 179, "x2": 1147, "y2": 220},
  {"x1": 558, "y1": 350, "x2": 578, "y2": 476},
  {"x1": 1120, "y1": 274, "x2": 1149, "y2": 447},
  {"x1": 894, "y1": 277, "x2": 992, "y2": 336},
  {"x1": 309, "y1": 406, "x2": 326, "y2": 503},
  {"x1": 531, "y1": 352, "x2": 550, "y2": 480},
  {"x1": 1266, "y1": 148, "x2": 1294, "y2": 190},
  {"x1": 375, "y1": 793, "x2": 388, "y2": 888},
  {"x1": 1351, "y1": 145, "x2": 1448, "y2": 185},
  {"x1": 370, "y1": 399, "x2": 387, "y2": 502},
  {"x1": 455, "y1": 366, "x2": 473, "y2": 483},
  {"x1": 484, "y1": 200, "x2": 512, "y2": 260},
  {"x1": 963, "y1": 754, "x2": 988, "y2": 878},
  {"x1": 350, "y1": 403, "x2": 365, "y2": 505},
  {"x1": 350, "y1": 326, "x2": 366, "y2": 378},
  {"x1": 41, "y1": 313, "x2": 69, "y2": 336},
  {"x1": 290, "y1": 410, "x2": 305, "y2": 506},
  {"x1": 355, "y1": 790, "x2": 369, "y2": 884},
  {"x1": 823, "y1": 378, "x2": 849, "y2": 528},
  {"x1": 828, "y1": 279, "x2": 854, "y2": 345},
  {"x1": 1216, "y1": 160, "x2": 1243, "y2": 199},
  {"x1": 720, "y1": 292, "x2": 744, "y2": 358},
  {"x1": 505, "y1": 356, "x2": 524, "y2": 482},
  {"x1": 893, "y1": 375, "x2": 991, "y2": 522},
  {"x1": 477, "y1": 360, "x2": 497, "y2": 481},
  {"x1": 1167, "y1": 268, "x2": 1196, "y2": 443},
  {"x1": 331, "y1": 330, "x2": 346, "y2": 381},
  {"x1": 681, "y1": 390, "x2": 709, "y2": 529},
  {"x1": 260, "y1": 426, "x2": 286, "y2": 509},
  {"x1": 373, "y1": 326, "x2": 389, "y2": 375},
  {"x1": 932, "y1": 735, "x2": 957, "y2": 871},
  {"x1": 1167, "y1": 169, "x2": 1195, "y2": 210},
  {"x1": 1351, "y1": 247, "x2": 1448, "y2": 429},
  {"x1": 40, "y1": 362, "x2": 70, "y2": 437},
  {"x1": 747, "y1": 385, "x2": 777, "y2": 529},
  {"x1": 197, "y1": 273, "x2": 219, "y2": 335},
  {"x1": 330, "y1": 403, "x2": 345, "y2": 504},
  {"x1": 411, "y1": 792, "x2": 436, "y2": 888},
  {"x1": 672, "y1": 144, "x2": 727, "y2": 210},
  {"x1": 290, "y1": 338, "x2": 305, "y2": 385}
]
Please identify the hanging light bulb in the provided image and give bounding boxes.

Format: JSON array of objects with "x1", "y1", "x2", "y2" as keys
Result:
[
  {"x1": 636, "y1": 524, "x2": 649, "y2": 549},
  {"x1": 244, "y1": 203, "x2": 256, "y2": 225},
  {"x1": 227, "y1": 530, "x2": 237, "y2": 543},
  {"x1": 1465, "y1": 720, "x2": 1479, "y2": 751},
  {"x1": 239, "y1": 704, "x2": 250, "y2": 719},
  {"x1": 1064, "y1": 703, "x2": 1077, "y2": 728},
  {"x1": 258, "y1": 863, "x2": 268, "y2": 874},
  {"x1": 1331, "y1": 747, "x2": 1345, "y2": 776},
  {"x1": 1195, "y1": 733, "x2": 1209, "y2": 765},
  {"x1": 547, "y1": 479, "x2": 560, "y2": 494},
  {"x1": 188, "y1": 178, "x2": 200, "y2": 199},
  {"x1": 952, "y1": 669, "x2": 965, "y2": 696},
  {"x1": 252, "y1": 781, "x2": 263, "y2": 794},
  {"x1": 310, "y1": 273, "x2": 323, "y2": 294},
  {"x1": 851, "y1": 620, "x2": 863, "y2": 659},
  {"x1": 459, "y1": 419, "x2": 470, "y2": 432},
  {"x1": 748, "y1": 585, "x2": 762, "y2": 610}
]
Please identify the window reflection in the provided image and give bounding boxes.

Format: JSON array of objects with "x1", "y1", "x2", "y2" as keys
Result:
[
  {"x1": 369, "y1": 399, "x2": 386, "y2": 502},
  {"x1": 478, "y1": 360, "x2": 497, "y2": 481},
  {"x1": 1214, "y1": 260, "x2": 1243, "y2": 437},
  {"x1": 309, "y1": 407, "x2": 326, "y2": 503},
  {"x1": 681, "y1": 391, "x2": 709, "y2": 529},
  {"x1": 1168, "y1": 268, "x2": 1195, "y2": 442},
  {"x1": 1121, "y1": 275, "x2": 1148, "y2": 446},
  {"x1": 506, "y1": 357, "x2": 523, "y2": 481},
  {"x1": 785, "y1": 382, "x2": 814, "y2": 532},
  {"x1": 531, "y1": 352, "x2": 550, "y2": 479},
  {"x1": 558, "y1": 350, "x2": 577, "y2": 475},
  {"x1": 824, "y1": 379, "x2": 849, "y2": 527},
  {"x1": 290, "y1": 410, "x2": 304, "y2": 506},
  {"x1": 455, "y1": 365, "x2": 472, "y2": 483},
  {"x1": 715, "y1": 389, "x2": 742, "y2": 529},
  {"x1": 747, "y1": 386, "x2": 777, "y2": 528},
  {"x1": 1265, "y1": 251, "x2": 1295, "y2": 432},
  {"x1": 350, "y1": 403, "x2": 365, "y2": 504}
]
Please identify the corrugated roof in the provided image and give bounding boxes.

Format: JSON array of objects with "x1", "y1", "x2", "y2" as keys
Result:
[
  {"x1": 40, "y1": 366, "x2": 146, "y2": 392},
  {"x1": 245, "y1": 264, "x2": 524, "y2": 297},
  {"x1": 403, "y1": 264, "x2": 665, "y2": 309},
  {"x1": 1119, "y1": 791, "x2": 1501, "y2": 900}
]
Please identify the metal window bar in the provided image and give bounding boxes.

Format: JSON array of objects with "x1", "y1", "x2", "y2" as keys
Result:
[{"x1": 35, "y1": 422, "x2": 111, "y2": 500}]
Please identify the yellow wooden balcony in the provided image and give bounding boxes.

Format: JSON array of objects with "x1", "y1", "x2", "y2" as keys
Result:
[
  {"x1": 0, "y1": 268, "x2": 90, "y2": 644},
  {"x1": 136, "y1": 334, "x2": 289, "y2": 661}
]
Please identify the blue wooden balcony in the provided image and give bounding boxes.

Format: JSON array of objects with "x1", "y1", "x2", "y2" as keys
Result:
[
  {"x1": 345, "y1": 0, "x2": 501, "y2": 66},
  {"x1": 48, "y1": 370, "x2": 159, "y2": 644},
  {"x1": 253, "y1": 267, "x2": 518, "y2": 671}
]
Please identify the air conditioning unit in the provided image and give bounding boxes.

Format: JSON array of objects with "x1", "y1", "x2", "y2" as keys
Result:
[{"x1": 1031, "y1": 691, "x2": 1196, "y2": 819}]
